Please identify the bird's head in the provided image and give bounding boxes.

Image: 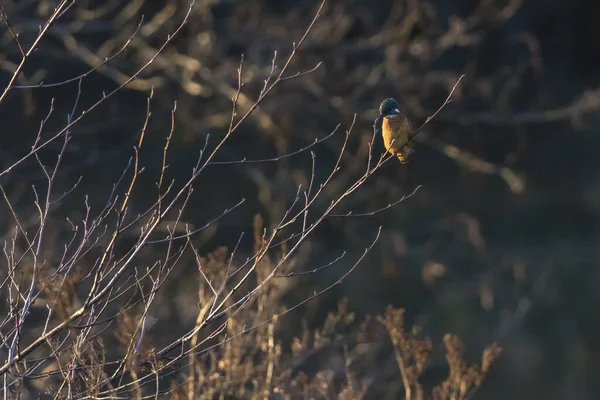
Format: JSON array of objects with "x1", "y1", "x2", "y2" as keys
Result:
[{"x1": 379, "y1": 98, "x2": 400, "y2": 118}]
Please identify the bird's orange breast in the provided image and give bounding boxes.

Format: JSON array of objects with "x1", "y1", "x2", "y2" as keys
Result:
[{"x1": 382, "y1": 114, "x2": 411, "y2": 153}]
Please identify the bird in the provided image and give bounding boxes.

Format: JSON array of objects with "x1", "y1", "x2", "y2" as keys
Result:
[{"x1": 378, "y1": 98, "x2": 414, "y2": 164}]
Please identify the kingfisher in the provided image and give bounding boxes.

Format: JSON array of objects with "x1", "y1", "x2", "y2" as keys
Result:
[{"x1": 379, "y1": 98, "x2": 414, "y2": 164}]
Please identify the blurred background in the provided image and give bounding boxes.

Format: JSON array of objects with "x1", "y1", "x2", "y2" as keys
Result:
[{"x1": 1, "y1": 0, "x2": 599, "y2": 398}]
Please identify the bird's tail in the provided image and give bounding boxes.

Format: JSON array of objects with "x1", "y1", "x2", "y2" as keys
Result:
[{"x1": 396, "y1": 147, "x2": 414, "y2": 164}]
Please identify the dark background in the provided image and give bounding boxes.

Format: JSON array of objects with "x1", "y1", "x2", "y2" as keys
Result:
[{"x1": 1, "y1": 0, "x2": 599, "y2": 398}]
